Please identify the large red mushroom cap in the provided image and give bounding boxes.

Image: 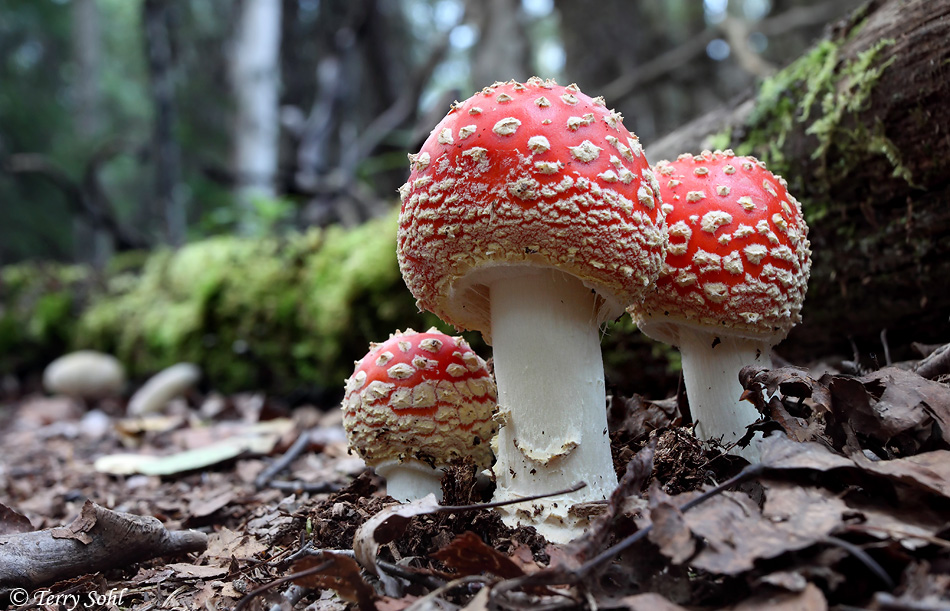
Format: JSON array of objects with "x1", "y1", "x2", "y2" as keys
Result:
[
  {"x1": 397, "y1": 77, "x2": 666, "y2": 338},
  {"x1": 631, "y1": 149, "x2": 811, "y2": 343},
  {"x1": 342, "y1": 328, "x2": 497, "y2": 471}
]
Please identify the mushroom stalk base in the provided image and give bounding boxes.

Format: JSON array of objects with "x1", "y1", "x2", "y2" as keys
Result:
[
  {"x1": 677, "y1": 331, "x2": 769, "y2": 462},
  {"x1": 489, "y1": 269, "x2": 618, "y2": 543},
  {"x1": 375, "y1": 460, "x2": 444, "y2": 503}
]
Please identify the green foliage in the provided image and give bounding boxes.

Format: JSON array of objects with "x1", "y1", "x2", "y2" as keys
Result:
[
  {"x1": 734, "y1": 40, "x2": 840, "y2": 170},
  {"x1": 0, "y1": 263, "x2": 89, "y2": 375},
  {"x1": 76, "y1": 208, "x2": 436, "y2": 395},
  {"x1": 733, "y1": 34, "x2": 902, "y2": 189}
]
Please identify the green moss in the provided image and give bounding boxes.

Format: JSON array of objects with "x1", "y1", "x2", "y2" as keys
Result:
[
  {"x1": 75, "y1": 208, "x2": 438, "y2": 395},
  {"x1": 805, "y1": 39, "x2": 897, "y2": 162},
  {"x1": 728, "y1": 34, "x2": 905, "y2": 189},
  {"x1": 734, "y1": 40, "x2": 841, "y2": 169},
  {"x1": 705, "y1": 129, "x2": 732, "y2": 154},
  {"x1": 0, "y1": 263, "x2": 89, "y2": 375}
]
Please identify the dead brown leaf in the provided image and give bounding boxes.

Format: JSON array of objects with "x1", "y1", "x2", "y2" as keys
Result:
[
  {"x1": 728, "y1": 582, "x2": 827, "y2": 610},
  {"x1": 647, "y1": 500, "x2": 695, "y2": 565},
  {"x1": 743, "y1": 365, "x2": 950, "y2": 456},
  {"x1": 188, "y1": 487, "x2": 236, "y2": 519},
  {"x1": 0, "y1": 502, "x2": 33, "y2": 535},
  {"x1": 431, "y1": 531, "x2": 525, "y2": 579},
  {"x1": 292, "y1": 552, "x2": 377, "y2": 611},
  {"x1": 352, "y1": 495, "x2": 442, "y2": 575},
  {"x1": 618, "y1": 592, "x2": 690, "y2": 610},
  {"x1": 49, "y1": 499, "x2": 98, "y2": 544},
  {"x1": 165, "y1": 563, "x2": 229, "y2": 579},
  {"x1": 855, "y1": 450, "x2": 950, "y2": 498},
  {"x1": 682, "y1": 485, "x2": 842, "y2": 575},
  {"x1": 608, "y1": 394, "x2": 680, "y2": 441},
  {"x1": 201, "y1": 526, "x2": 269, "y2": 563}
]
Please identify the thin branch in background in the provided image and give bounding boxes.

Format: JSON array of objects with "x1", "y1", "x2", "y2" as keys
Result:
[
  {"x1": 601, "y1": 0, "x2": 864, "y2": 106},
  {"x1": 343, "y1": 22, "x2": 457, "y2": 176},
  {"x1": 4, "y1": 147, "x2": 147, "y2": 251}
]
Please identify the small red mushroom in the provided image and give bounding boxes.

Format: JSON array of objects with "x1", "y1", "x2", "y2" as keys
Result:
[
  {"x1": 342, "y1": 328, "x2": 497, "y2": 502},
  {"x1": 629, "y1": 150, "x2": 812, "y2": 461},
  {"x1": 397, "y1": 78, "x2": 666, "y2": 540}
]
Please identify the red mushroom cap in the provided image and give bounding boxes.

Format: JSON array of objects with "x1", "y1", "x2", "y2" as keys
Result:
[
  {"x1": 397, "y1": 77, "x2": 666, "y2": 336},
  {"x1": 342, "y1": 328, "x2": 497, "y2": 469},
  {"x1": 631, "y1": 149, "x2": 811, "y2": 343}
]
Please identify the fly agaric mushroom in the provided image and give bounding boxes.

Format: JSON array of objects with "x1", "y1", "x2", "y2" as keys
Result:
[
  {"x1": 397, "y1": 78, "x2": 666, "y2": 540},
  {"x1": 342, "y1": 328, "x2": 497, "y2": 502},
  {"x1": 629, "y1": 150, "x2": 811, "y2": 461}
]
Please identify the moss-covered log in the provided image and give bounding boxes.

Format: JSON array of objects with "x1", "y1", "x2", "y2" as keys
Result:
[{"x1": 647, "y1": 0, "x2": 950, "y2": 363}]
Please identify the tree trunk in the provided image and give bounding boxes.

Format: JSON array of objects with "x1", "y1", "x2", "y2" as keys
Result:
[
  {"x1": 143, "y1": 0, "x2": 186, "y2": 246},
  {"x1": 470, "y1": 0, "x2": 530, "y2": 87},
  {"x1": 230, "y1": 0, "x2": 282, "y2": 236},
  {"x1": 645, "y1": 0, "x2": 950, "y2": 364},
  {"x1": 70, "y1": 0, "x2": 113, "y2": 265}
]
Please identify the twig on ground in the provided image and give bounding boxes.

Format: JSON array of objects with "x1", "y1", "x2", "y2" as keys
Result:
[
  {"x1": 255, "y1": 429, "x2": 312, "y2": 489},
  {"x1": 822, "y1": 535, "x2": 896, "y2": 590},
  {"x1": 233, "y1": 559, "x2": 334, "y2": 611}
]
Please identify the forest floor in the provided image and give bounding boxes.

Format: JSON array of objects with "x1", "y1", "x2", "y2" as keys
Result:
[{"x1": 1, "y1": 347, "x2": 950, "y2": 610}]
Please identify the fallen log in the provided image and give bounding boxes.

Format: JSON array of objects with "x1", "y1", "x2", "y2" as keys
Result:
[{"x1": 0, "y1": 500, "x2": 207, "y2": 589}]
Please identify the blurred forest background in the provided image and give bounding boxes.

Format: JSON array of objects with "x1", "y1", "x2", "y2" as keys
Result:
[
  {"x1": 16, "y1": 0, "x2": 941, "y2": 403},
  {"x1": 1, "y1": 0, "x2": 863, "y2": 265}
]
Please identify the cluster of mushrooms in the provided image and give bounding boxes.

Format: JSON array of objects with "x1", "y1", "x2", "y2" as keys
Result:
[{"x1": 341, "y1": 77, "x2": 812, "y2": 543}]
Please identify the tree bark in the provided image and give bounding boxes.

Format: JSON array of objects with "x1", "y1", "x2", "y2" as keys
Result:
[
  {"x1": 71, "y1": 0, "x2": 113, "y2": 265},
  {"x1": 470, "y1": 0, "x2": 531, "y2": 87},
  {"x1": 645, "y1": 0, "x2": 950, "y2": 364},
  {"x1": 230, "y1": 0, "x2": 283, "y2": 236},
  {"x1": 143, "y1": 0, "x2": 186, "y2": 246}
]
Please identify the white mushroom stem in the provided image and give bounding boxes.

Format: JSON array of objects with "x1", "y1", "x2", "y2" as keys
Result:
[
  {"x1": 375, "y1": 460, "x2": 444, "y2": 503},
  {"x1": 489, "y1": 268, "x2": 619, "y2": 542},
  {"x1": 676, "y1": 330, "x2": 770, "y2": 462}
]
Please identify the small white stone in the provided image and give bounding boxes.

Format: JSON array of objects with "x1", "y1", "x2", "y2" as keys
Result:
[{"x1": 43, "y1": 351, "x2": 125, "y2": 400}]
